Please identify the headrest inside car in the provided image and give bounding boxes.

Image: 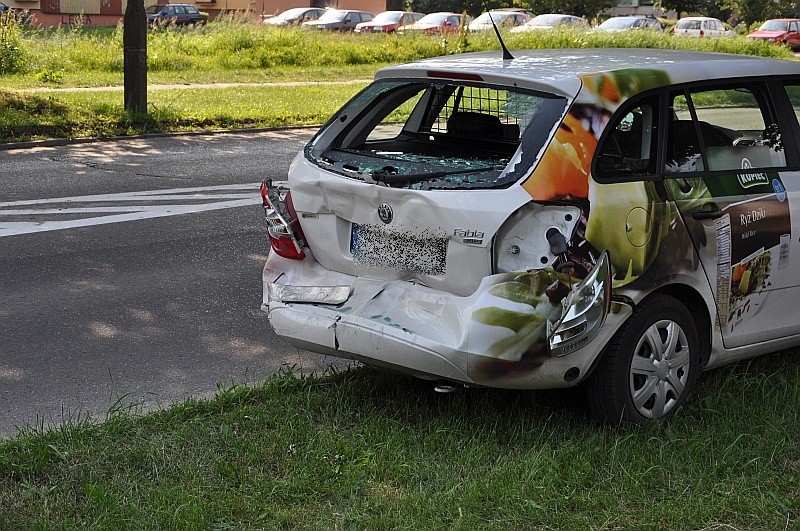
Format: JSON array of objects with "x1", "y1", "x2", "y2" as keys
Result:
[{"x1": 447, "y1": 111, "x2": 503, "y2": 139}]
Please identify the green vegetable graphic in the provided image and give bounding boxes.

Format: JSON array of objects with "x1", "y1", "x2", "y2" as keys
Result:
[
  {"x1": 585, "y1": 180, "x2": 670, "y2": 284},
  {"x1": 471, "y1": 271, "x2": 564, "y2": 367}
]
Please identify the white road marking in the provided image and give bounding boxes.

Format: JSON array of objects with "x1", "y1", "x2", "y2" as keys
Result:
[{"x1": 0, "y1": 183, "x2": 262, "y2": 237}]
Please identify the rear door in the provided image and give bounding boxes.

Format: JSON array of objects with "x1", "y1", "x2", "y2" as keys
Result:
[{"x1": 663, "y1": 80, "x2": 800, "y2": 348}]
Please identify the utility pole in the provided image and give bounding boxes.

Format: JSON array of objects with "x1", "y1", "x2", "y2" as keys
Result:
[{"x1": 123, "y1": 0, "x2": 147, "y2": 114}]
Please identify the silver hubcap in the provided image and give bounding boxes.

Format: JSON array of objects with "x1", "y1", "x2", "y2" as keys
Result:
[{"x1": 629, "y1": 319, "x2": 691, "y2": 419}]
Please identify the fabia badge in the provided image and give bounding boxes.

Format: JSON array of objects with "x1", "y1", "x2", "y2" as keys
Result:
[{"x1": 378, "y1": 202, "x2": 393, "y2": 224}]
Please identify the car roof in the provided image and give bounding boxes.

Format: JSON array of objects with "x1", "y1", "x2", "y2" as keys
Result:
[{"x1": 376, "y1": 49, "x2": 800, "y2": 98}]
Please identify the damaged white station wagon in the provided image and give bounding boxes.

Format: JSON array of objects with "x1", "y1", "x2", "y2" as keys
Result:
[{"x1": 261, "y1": 49, "x2": 800, "y2": 424}]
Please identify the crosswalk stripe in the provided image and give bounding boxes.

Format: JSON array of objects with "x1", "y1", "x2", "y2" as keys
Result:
[{"x1": 0, "y1": 183, "x2": 263, "y2": 238}]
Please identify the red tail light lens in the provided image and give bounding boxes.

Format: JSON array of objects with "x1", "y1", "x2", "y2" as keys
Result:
[{"x1": 260, "y1": 180, "x2": 306, "y2": 260}]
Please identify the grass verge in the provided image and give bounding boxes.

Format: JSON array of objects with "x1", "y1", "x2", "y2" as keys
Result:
[
  {"x1": 0, "y1": 82, "x2": 369, "y2": 142},
  {"x1": 2, "y1": 351, "x2": 799, "y2": 529}
]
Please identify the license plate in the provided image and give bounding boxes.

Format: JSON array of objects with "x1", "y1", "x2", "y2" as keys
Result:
[{"x1": 350, "y1": 223, "x2": 447, "y2": 275}]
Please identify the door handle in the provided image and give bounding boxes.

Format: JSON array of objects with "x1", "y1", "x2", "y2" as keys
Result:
[{"x1": 692, "y1": 207, "x2": 723, "y2": 220}]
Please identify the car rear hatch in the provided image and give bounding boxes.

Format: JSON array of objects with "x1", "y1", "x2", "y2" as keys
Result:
[{"x1": 287, "y1": 70, "x2": 576, "y2": 296}]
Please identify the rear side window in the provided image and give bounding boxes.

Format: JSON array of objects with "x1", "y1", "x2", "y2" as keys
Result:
[
  {"x1": 594, "y1": 95, "x2": 659, "y2": 180},
  {"x1": 665, "y1": 83, "x2": 786, "y2": 174},
  {"x1": 785, "y1": 83, "x2": 800, "y2": 128}
]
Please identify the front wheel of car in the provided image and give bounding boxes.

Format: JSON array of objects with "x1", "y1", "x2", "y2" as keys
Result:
[{"x1": 587, "y1": 294, "x2": 700, "y2": 425}]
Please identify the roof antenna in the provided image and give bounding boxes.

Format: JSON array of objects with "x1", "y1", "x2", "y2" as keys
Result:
[{"x1": 481, "y1": 0, "x2": 514, "y2": 61}]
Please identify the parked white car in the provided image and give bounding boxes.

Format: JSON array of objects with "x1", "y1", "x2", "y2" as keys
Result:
[
  {"x1": 262, "y1": 49, "x2": 800, "y2": 425},
  {"x1": 673, "y1": 16, "x2": 733, "y2": 37}
]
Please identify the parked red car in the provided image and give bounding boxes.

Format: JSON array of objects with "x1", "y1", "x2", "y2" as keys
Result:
[
  {"x1": 355, "y1": 10, "x2": 424, "y2": 33},
  {"x1": 397, "y1": 12, "x2": 469, "y2": 34},
  {"x1": 747, "y1": 19, "x2": 800, "y2": 50}
]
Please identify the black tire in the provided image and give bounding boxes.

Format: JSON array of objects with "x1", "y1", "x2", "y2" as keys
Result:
[{"x1": 588, "y1": 294, "x2": 700, "y2": 425}]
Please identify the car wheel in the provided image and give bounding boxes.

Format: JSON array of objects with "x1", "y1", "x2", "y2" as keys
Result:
[{"x1": 588, "y1": 294, "x2": 700, "y2": 425}]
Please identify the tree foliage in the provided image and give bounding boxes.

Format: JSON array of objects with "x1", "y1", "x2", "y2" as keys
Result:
[{"x1": 723, "y1": 0, "x2": 797, "y2": 25}]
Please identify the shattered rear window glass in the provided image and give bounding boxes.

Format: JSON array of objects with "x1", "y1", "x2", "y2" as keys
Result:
[{"x1": 305, "y1": 79, "x2": 567, "y2": 190}]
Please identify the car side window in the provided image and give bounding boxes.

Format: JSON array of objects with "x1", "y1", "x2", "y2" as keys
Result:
[
  {"x1": 595, "y1": 95, "x2": 659, "y2": 180},
  {"x1": 665, "y1": 84, "x2": 785, "y2": 174},
  {"x1": 785, "y1": 83, "x2": 800, "y2": 128}
]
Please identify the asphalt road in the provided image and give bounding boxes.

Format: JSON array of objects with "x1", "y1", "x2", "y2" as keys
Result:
[{"x1": 0, "y1": 129, "x2": 345, "y2": 436}]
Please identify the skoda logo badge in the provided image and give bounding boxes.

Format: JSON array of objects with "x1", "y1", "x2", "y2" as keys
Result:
[{"x1": 378, "y1": 202, "x2": 393, "y2": 224}]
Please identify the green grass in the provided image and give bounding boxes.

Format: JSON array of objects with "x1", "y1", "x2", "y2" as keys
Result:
[
  {"x1": 0, "y1": 64, "x2": 382, "y2": 91},
  {"x1": 2, "y1": 350, "x2": 799, "y2": 529},
  {"x1": 0, "y1": 82, "x2": 369, "y2": 142}
]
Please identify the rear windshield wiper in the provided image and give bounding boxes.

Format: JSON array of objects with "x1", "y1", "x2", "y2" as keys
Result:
[{"x1": 370, "y1": 166, "x2": 493, "y2": 185}]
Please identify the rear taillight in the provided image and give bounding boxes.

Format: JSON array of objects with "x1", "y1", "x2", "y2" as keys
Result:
[{"x1": 260, "y1": 180, "x2": 307, "y2": 260}]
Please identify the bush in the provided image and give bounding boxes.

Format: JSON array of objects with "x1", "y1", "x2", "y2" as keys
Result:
[{"x1": 0, "y1": 11, "x2": 27, "y2": 74}]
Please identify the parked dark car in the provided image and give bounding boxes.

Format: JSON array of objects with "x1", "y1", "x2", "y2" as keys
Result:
[
  {"x1": 302, "y1": 9, "x2": 373, "y2": 31},
  {"x1": 146, "y1": 4, "x2": 206, "y2": 26},
  {"x1": 263, "y1": 7, "x2": 325, "y2": 26}
]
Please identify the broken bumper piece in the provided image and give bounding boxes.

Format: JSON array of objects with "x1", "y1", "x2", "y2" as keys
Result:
[{"x1": 268, "y1": 283, "x2": 351, "y2": 305}]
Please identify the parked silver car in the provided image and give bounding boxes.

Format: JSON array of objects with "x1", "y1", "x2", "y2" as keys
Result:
[
  {"x1": 263, "y1": 7, "x2": 325, "y2": 26},
  {"x1": 511, "y1": 13, "x2": 588, "y2": 32},
  {"x1": 302, "y1": 9, "x2": 373, "y2": 31},
  {"x1": 596, "y1": 15, "x2": 664, "y2": 32},
  {"x1": 469, "y1": 9, "x2": 532, "y2": 32},
  {"x1": 262, "y1": 49, "x2": 800, "y2": 424}
]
